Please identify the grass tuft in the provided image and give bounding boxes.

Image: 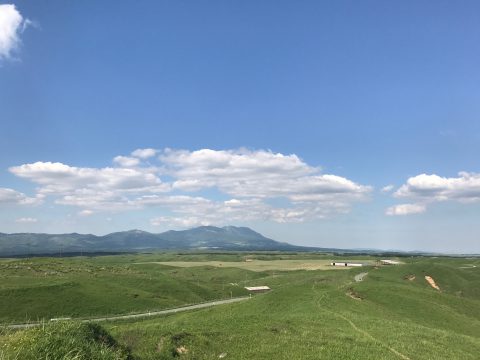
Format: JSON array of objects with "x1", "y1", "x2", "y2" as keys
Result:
[{"x1": 0, "y1": 321, "x2": 132, "y2": 360}]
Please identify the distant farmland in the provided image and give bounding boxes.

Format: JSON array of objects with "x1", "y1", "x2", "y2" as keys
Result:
[{"x1": 134, "y1": 259, "x2": 367, "y2": 271}]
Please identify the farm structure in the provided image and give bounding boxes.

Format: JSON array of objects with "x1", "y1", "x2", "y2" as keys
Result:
[
  {"x1": 330, "y1": 262, "x2": 364, "y2": 267},
  {"x1": 245, "y1": 286, "x2": 271, "y2": 293},
  {"x1": 381, "y1": 259, "x2": 401, "y2": 265}
]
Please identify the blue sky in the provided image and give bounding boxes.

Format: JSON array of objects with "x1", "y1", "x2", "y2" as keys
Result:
[{"x1": 1, "y1": 1, "x2": 480, "y2": 253}]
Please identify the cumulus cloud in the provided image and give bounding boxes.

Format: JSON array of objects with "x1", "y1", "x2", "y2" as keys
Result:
[
  {"x1": 113, "y1": 156, "x2": 140, "y2": 167},
  {"x1": 78, "y1": 209, "x2": 94, "y2": 217},
  {"x1": 385, "y1": 203, "x2": 426, "y2": 216},
  {"x1": 150, "y1": 216, "x2": 212, "y2": 228},
  {"x1": 9, "y1": 161, "x2": 165, "y2": 193},
  {"x1": 381, "y1": 184, "x2": 394, "y2": 193},
  {"x1": 394, "y1": 172, "x2": 480, "y2": 203},
  {"x1": 0, "y1": 187, "x2": 42, "y2": 205},
  {"x1": 15, "y1": 217, "x2": 37, "y2": 223},
  {"x1": 7, "y1": 148, "x2": 372, "y2": 224},
  {"x1": 0, "y1": 4, "x2": 30, "y2": 61},
  {"x1": 132, "y1": 148, "x2": 157, "y2": 159},
  {"x1": 160, "y1": 148, "x2": 370, "y2": 200},
  {"x1": 385, "y1": 172, "x2": 480, "y2": 215},
  {"x1": 9, "y1": 161, "x2": 169, "y2": 210}
]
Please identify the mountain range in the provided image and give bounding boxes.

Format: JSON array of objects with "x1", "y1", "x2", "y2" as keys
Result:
[{"x1": 0, "y1": 226, "x2": 313, "y2": 256}]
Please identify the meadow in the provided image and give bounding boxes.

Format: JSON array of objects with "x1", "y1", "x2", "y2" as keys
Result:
[{"x1": 1, "y1": 252, "x2": 479, "y2": 359}]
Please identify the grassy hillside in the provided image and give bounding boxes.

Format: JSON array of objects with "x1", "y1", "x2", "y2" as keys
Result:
[
  {"x1": 0, "y1": 252, "x2": 372, "y2": 323},
  {"x1": 1, "y1": 253, "x2": 479, "y2": 359},
  {"x1": 0, "y1": 254, "x2": 265, "y2": 323},
  {"x1": 105, "y1": 256, "x2": 480, "y2": 359}
]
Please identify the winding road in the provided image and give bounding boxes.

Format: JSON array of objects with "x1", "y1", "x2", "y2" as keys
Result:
[
  {"x1": 459, "y1": 264, "x2": 477, "y2": 269},
  {"x1": 4, "y1": 296, "x2": 250, "y2": 330}
]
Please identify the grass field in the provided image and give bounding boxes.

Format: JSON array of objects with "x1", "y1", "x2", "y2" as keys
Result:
[
  {"x1": 0, "y1": 254, "x2": 260, "y2": 323},
  {"x1": 1, "y1": 253, "x2": 479, "y2": 359},
  {"x1": 0, "y1": 253, "x2": 377, "y2": 323}
]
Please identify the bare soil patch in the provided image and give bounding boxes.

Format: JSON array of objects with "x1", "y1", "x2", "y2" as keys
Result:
[
  {"x1": 425, "y1": 276, "x2": 440, "y2": 290},
  {"x1": 346, "y1": 288, "x2": 363, "y2": 300}
]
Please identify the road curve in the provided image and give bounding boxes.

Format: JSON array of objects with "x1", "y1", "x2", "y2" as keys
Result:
[
  {"x1": 5, "y1": 296, "x2": 250, "y2": 330},
  {"x1": 459, "y1": 265, "x2": 477, "y2": 269}
]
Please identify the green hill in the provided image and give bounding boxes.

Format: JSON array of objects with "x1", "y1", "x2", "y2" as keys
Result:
[{"x1": 105, "y1": 256, "x2": 480, "y2": 359}]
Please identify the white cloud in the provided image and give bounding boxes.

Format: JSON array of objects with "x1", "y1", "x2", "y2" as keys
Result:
[
  {"x1": 9, "y1": 161, "x2": 165, "y2": 193},
  {"x1": 394, "y1": 172, "x2": 480, "y2": 203},
  {"x1": 386, "y1": 203, "x2": 426, "y2": 216},
  {"x1": 113, "y1": 156, "x2": 140, "y2": 167},
  {"x1": 386, "y1": 172, "x2": 480, "y2": 215},
  {"x1": 161, "y1": 148, "x2": 370, "y2": 201},
  {"x1": 381, "y1": 184, "x2": 394, "y2": 193},
  {"x1": 0, "y1": 4, "x2": 29, "y2": 61},
  {"x1": 78, "y1": 209, "x2": 94, "y2": 217},
  {"x1": 15, "y1": 217, "x2": 37, "y2": 223},
  {"x1": 9, "y1": 161, "x2": 168, "y2": 210},
  {"x1": 132, "y1": 148, "x2": 157, "y2": 159},
  {"x1": 7, "y1": 148, "x2": 371, "y2": 224},
  {"x1": 150, "y1": 216, "x2": 212, "y2": 228},
  {"x1": 0, "y1": 187, "x2": 42, "y2": 205}
]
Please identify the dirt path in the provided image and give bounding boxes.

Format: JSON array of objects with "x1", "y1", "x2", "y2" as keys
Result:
[
  {"x1": 4, "y1": 297, "x2": 250, "y2": 330},
  {"x1": 334, "y1": 312, "x2": 411, "y2": 360},
  {"x1": 312, "y1": 281, "x2": 410, "y2": 360}
]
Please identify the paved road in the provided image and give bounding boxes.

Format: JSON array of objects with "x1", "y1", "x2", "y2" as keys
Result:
[
  {"x1": 354, "y1": 272, "x2": 368, "y2": 282},
  {"x1": 5, "y1": 297, "x2": 250, "y2": 330}
]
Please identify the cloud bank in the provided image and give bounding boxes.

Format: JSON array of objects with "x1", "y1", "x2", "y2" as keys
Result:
[
  {"x1": 394, "y1": 172, "x2": 480, "y2": 203},
  {"x1": 15, "y1": 217, "x2": 37, "y2": 223},
  {"x1": 0, "y1": 187, "x2": 42, "y2": 205},
  {"x1": 387, "y1": 172, "x2": 480, "y2": 215},
  {"x1": 386, "y1": 203, "x2": 426, "y2": 216},
  {"x1": 7, "y1": 148, "x2": 372, "y2": 226}
]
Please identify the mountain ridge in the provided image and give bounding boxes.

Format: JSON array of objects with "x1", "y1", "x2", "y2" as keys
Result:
[
  {"x1": 0, "y1": 226, "x2": 310, "y2": 256},
  {"x1": 1, "y1": 226, "x2": 471, "y2": 257}
]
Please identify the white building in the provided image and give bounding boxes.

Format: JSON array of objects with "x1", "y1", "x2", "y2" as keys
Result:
[
  {"x1": 330, "y1": 262, "x2": 364, "y2": 267},
  {"x1": 245, "y1": 286, "x2": 271, "y2": 293}
]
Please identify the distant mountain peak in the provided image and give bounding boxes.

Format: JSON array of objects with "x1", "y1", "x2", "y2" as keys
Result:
[{"x1": 0, "y1": 225, "x2": 308, "y2": 256}]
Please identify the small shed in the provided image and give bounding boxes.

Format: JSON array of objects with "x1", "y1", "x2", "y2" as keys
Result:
[
  {"x1": 330, "y1": 262, "x2": 364, "y2": 267},
  {"x1": 245, "y1": 286, "x2": 271, "y2": 293}
]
